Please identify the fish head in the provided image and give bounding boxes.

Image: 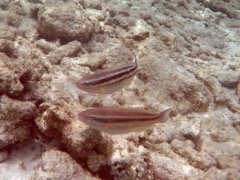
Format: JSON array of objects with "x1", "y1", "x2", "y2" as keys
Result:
[
  {"x1": 78, "y1": 109, "x2": 102, "y2": 129},
  {"x1": 78, "y1": 110, "x2": 92, "y2": 124},
  {"x1": 76, "y1": 78, "x2": 91, "y2": 91},
  {"x1": 76, "y1": 77, "x2": 108, "y2": 94},
  {"x1": 158, "y1": 108, "x2": 172, "y2": 123}
]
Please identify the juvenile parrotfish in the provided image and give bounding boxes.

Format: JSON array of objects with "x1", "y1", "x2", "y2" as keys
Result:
[
  {"x1": 76, "y1": 54, "x2": 138, "y2": 94},
  {"x1": 78, "y1": 107, "x2": 172, "y2": 135}
]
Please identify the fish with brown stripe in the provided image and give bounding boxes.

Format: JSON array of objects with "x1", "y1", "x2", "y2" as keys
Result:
[
  {"x1": 78, "y1": 107, "x2": 172, "y2": 134},
  {"x1": 76, "y1": 54, "x2": 138, "y2": 94}
]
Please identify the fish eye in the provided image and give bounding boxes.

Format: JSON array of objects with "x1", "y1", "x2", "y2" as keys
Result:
[
  {"x1": 90, "y1": 116, "x2": 95, "y2": 120},
  {"x1": 84, "y1": 81, "x2": 90, "y2": 85}
]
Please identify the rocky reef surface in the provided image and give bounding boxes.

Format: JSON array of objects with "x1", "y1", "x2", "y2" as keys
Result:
[{"x1": 0, "y1": 0, "x2": 240, "y2": 179}]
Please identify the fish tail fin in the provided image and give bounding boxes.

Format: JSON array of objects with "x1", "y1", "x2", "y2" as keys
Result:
[
  {"x1": 158, "y1": 108, "x2": 172, "y2": 123},
  {"x1": 132, "y1": 51, "x2": 138, "y2": 66}
]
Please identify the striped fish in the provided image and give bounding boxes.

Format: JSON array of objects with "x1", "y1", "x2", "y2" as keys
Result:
[
  {"x1": 76, "y1": 54, "x2": 138, "y2": 94},
  {"x1": 78, "y1": 107, "x2": 172, "y2": 135}
]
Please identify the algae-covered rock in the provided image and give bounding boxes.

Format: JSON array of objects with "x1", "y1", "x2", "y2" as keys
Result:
[
  {"x1": 0, "y1": 53, "x2": 24, "y2": 97},
  {"x1": 0, "y1": 95, "x2": 37, "y2": 148},
  {"x1": 37, "y1": 0, "x2": 96, "y2": 43},
  {"x1": 31, "y1": 149, "x2": 86, "y2": 180}
]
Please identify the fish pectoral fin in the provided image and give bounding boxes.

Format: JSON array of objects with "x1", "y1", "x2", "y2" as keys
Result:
[{"x1": 99, "y1": 86, "x2": 105, "y2": 94}]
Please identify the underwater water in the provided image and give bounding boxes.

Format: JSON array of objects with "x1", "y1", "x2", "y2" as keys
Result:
[{"x1": 0, "y1": 0, "x2": 240, "y2": 179}]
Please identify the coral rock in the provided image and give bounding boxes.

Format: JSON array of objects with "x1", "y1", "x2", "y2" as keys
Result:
[
  {"x1": 0, "y1": 53, "x2": 24, "y2": 97},
  {"x1": 31, "y1": 149, "x2": 86, "y2": 180},
  {"x1": 37, "y1": 0, "x2": 96, "y2": 43},
  {"x1": 0, "y1": 95, "x2": 37, "y2": 148}
]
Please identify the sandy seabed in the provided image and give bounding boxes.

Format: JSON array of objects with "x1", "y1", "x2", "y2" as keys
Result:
[{"x1": 0, "y1": 0, "x2": 240, "y2": 179}]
